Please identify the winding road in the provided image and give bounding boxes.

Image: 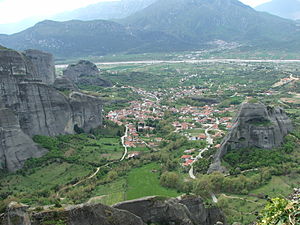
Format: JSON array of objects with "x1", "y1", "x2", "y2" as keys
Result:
[
  {"x1": 188, "y1": 123, "x2": 218, "y2": 203},
  {"x1": 189, "y1": 124, "x2": 214, "y2": 179},
  {"x1": 120, "y1": 125, "x2": 129, "y2": 161}
]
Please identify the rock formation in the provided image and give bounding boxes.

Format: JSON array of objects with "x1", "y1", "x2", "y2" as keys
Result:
[
  {"x1": 63, "y1": 60, "x2": 112, "y2": 87},
  {"x1": 0, "y1": 109, "x2": 47, "y2": 171},
  {"x1": 208, "y1": 102, "x2": 293, "y2": 173},
  {"x1": 1, "y1": 196, "x2": 226, "y2": 225},
  {"x1": 113, "y1": 196, "x2": 225, "y2": 225},
  {"x1": 0, "y1": 48, "x2": 103, "y2": 171},
  {"x1": 24, "y1": 49, "x2": 56, "y2": 85},
  {"x1": 53, "y1": 76, "x2": 79, "y2": 92}
]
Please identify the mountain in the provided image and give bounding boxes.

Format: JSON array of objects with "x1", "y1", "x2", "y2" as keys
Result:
[
  {"x1": 256, "y1": 0, "x2": 300, "y2": 20},
  {"x1": 1, "y1": 0, "x2": 300, "y2": 57},
  {"x1": 0, "y1": 20, "x2": 143, "y2": 58},
  {"x1": 53, "y1": 0, "x2": 157, "y2": 21},
  {"x1": 0, "y1": 19, "x2": 193, "y2": 58},
  {"x1": 122, "y1": 0, "x2": 299, "y2": 45},
  {"x1": 0, "y1": 0, "x2": 157, "y2": 34}
]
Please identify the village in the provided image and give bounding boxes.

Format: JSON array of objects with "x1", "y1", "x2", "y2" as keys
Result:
[{"x1": 107, "y1": 86, "x2": 235, "y2": 167}]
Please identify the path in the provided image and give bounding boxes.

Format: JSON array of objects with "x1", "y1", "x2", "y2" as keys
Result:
[
  {"x1": 56, "y1": 166, "x2": 101, "y2": 197},
  {"x1": 211, "y1": 193, "x2": 218, "y2": 203},
  {"x1": 120, "y1": 125, "x2": 129, "y2": 161},
  {"x1": 72, "y1": 167, "x2": 100, "y2": 187},
  {"x1": 220, "y1": 194, "x2": 260, "y2": 204}
]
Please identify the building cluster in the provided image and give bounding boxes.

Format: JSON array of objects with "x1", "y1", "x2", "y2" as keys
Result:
[{"x1": 106, "y1": 86, "x2": 236, "y2": 166}]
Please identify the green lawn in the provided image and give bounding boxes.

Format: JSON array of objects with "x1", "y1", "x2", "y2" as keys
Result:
[{"x1": 126, "y1": 163, "x2": 179, "y2": 200}]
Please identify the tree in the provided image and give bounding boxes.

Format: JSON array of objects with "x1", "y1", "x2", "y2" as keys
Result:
[
  {"x1": 160, "y1": 172, "x2": 181, "y2": 189},
  {"x1": 193, "y1": 176, "x2": 213, "y2": 198}
]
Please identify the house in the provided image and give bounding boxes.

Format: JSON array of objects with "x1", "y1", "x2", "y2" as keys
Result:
[
  {"x1": 127, "y1": 152, "x2": 140, "y2": 159},
  {"x1": 181, "y1": 155, "x2": 193, "y2": 162},
  {"x1": 198, "y1": 134, "x2": 207, "y2": 140},
  {"x1": 183, "y1": 159, "x2": 194, "y2": 166}
]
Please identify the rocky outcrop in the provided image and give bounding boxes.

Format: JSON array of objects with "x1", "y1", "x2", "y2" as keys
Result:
[
  {"x1": 1, "y1": 202, "x2": 145, "y2": 225},
  {"x1": 24, "y1": 49, "x2": 56, "y2": 85},
  {"x1": 53, "y1": 76, "x2": 79, "y2": 91},
  {"x1": 1, "y1": 196, "x2": 225, "y2": 225},
  {"x1": 113, "y1": 196, "x2": 226, "y2": 225},
  {"x1": 0, "y1": 48, "x2": 103, "y2": 171},
  {"x1": 208, "y1": 102, "x2": 293, "y2": 173},
  {"x1": 0, "y1": 109, "x2": 47, "y2": 171},
  {"x1": 63, "y1": 60, "x2": 112, "y2": 87}
]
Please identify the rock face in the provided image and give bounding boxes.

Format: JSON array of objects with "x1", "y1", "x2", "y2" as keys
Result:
[
  {"x1": 63, "y1": 60, "x2": 112, "y2": 87},
  {"x1": 0, "y1": 109, "x2": 47, "y2": 171},
  {"x1": 53, "y1": 76, "x2": 79, "y2": 91},
  {"x1": 24, "y1": 49, "x2": 56, "y2": 85},
  {"x1": 113, "y1": 196, "x2": 226, "y2": 225},
  {"x1": 1, "y1": 196, "x2": 226, "y2": 225},
  {"x1": 0, "y1": 48, "x2": 103, "y2": 171},
  {"x1": 1, "y1": 202, "x2": 145, "y2": 225},
  {"x1": 208, "y1": 102, "x2": 293, "y2": 173}
]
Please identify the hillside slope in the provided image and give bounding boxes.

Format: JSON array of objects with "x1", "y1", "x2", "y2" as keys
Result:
[
  {"x1": 0, "y1": 20, "x2": 142, "y2": 57},
  {"x1": 123, "y1": 0, "x2": 299, "y2": 44}
]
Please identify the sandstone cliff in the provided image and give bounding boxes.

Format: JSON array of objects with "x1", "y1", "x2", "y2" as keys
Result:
[
  {"x1": 1, "y1": 196, "x2": 226, "y2": 225},
  {"x1": 0, "y1": 48, "x2": 103, "y2": 171},
  {"x1": 208, "y1": 102, "x2": 293, "y2": 173},
  {"x1": 63, "y1": 60, "x2": 112, "y2": 87}
]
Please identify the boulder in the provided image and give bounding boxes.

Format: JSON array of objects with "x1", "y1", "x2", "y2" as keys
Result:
[
  {"x1": 63, "y1": 60, "x2": 112, "y2": 87},
  {"x1": 208, "y1": 102, "x2": 293, "y2": 173}
]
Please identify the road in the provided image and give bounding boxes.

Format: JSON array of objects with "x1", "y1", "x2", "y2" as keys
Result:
[
  {"x1": 120, "y1": 125, "x2": 129, "y2": 161},
  {"x1": 188, "y1": 124, "x2": 218, "y2": 203},
  {"x1": 189, "y1": 124, "x2": 213, "y2": 179}
]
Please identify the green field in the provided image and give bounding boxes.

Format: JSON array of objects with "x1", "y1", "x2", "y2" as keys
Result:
[
  {"x1": 126, "y1": 163, "x2": 179, "y2": 200},
  {"x1": 91, "y1": 179, "x2": 127, "y2": 206}
]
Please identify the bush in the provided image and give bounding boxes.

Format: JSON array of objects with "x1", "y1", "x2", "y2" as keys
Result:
[
  {"x1": 160, "y1": 172, "x2": 181, "y2": 189},
  {"x1": 256, "y1": 198, "x2": 300, "y2": 225}
]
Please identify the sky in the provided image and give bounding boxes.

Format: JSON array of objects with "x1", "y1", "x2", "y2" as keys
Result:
[{"x1": 0, "y1": 0, "x2": 271, "y2": 25}]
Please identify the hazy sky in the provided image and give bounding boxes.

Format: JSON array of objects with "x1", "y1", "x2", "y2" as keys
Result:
[{"x1": 0, "y1": 0, "x2": 271, "y2": 25}]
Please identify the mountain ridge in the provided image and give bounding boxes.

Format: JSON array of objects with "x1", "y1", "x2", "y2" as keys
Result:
[{"x1": 1, "y1": 0, "x2": 300, "y2": 57}]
